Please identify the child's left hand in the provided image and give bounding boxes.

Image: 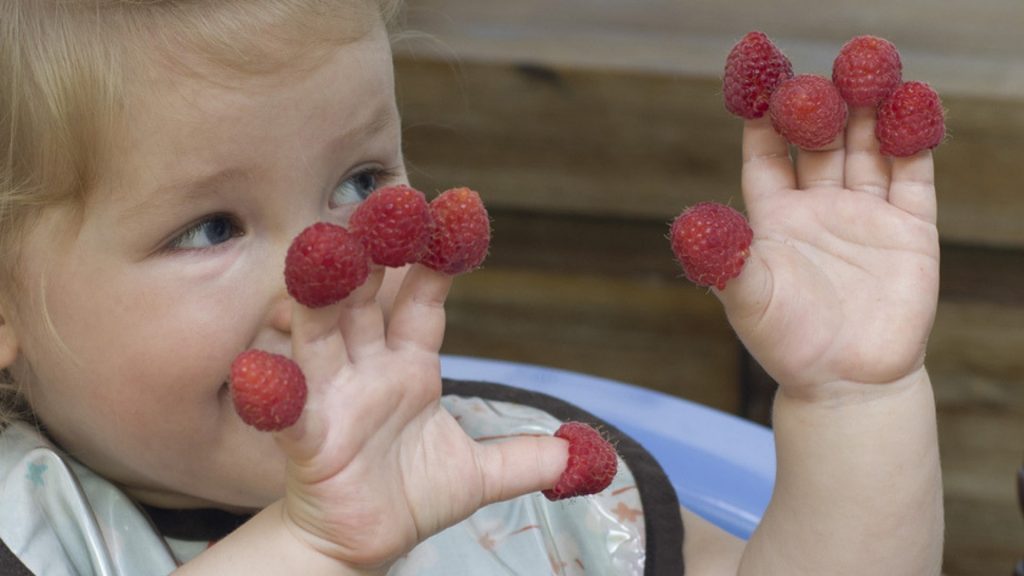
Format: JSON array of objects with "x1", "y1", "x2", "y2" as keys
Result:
[{"x1": 717, "y1": 108, "x2": 940, "y2": 398}]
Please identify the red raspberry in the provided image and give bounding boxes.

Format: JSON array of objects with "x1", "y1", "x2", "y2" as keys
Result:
[
  {"x1": 722, "y1": 31, "x2": 794, "y2": 119},
  {"x1": 230, "y1": 349, "x2": 307, "y2": 432},
  {"x1": 349, "y1": 185, "x2": 434, "y2": 267},
  {"x1": 832, "y1": 35, "x2": 902, "y2": 107},
  {"x1": 769, "y1": 74, "x2": 848, "y2": 149},
  {"x1": 875, "y1": 81, "x2": 945, "y2": 157},
  {"x1": 285, "y1": 222, "x2": 370, "y2": 308},
  {"x1": 420, "y1": 187, "x2": 491, "y2": 275},
  {"x1": 543, "y1": 422, "x2": 618, "y2": 501},
  {"x1": 669, "y1": 202, "x2": 753, "y2": 290}
]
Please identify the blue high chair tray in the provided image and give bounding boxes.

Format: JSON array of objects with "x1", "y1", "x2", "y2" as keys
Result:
[{"x1": 440, "y1": 355, "x2": 775, "y2": 539}]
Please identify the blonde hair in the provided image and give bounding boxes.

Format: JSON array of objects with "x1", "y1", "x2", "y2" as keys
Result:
[{"x1": 0, "y1": 0, "x2": 403, "y2": 426}]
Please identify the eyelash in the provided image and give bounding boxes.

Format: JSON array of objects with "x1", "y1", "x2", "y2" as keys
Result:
[
  {"x1": 165, "y1": 213, "x2": 243, "y2": 253},
  {"x1": 329, "y1": 165, "x2": 401, "y2": 209},
  {"x1": 164, "y1": 166, "x2": 402, "y2": 253}
]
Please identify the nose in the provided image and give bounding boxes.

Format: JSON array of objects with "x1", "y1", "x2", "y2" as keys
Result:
[{"x1": 268, "y1": 287, "x2": 293, "y2": 335}]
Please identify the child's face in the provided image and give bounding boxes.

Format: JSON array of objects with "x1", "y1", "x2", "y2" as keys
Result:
[{"x1": 4, "y1": 18, "x2": 406, "y2": 510}]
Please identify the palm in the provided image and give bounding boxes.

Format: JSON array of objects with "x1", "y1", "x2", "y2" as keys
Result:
[
  {"x1": 720, "y1": 113, "x2": 939, "y2": 393},
  {"x1": 273, "y1": 266, "x2": 563, "y2": 567},
  {"x1": 284, "y1": 353, "x2": 486, "y2": 564}
]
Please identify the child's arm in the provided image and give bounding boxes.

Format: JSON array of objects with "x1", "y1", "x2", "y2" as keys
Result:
[
  {"x1": 693, "y1": 109, "x2": 944, "y2": 574},
  {"x1": 174, "y1": 265, "x2": 570, "y2": 575}
]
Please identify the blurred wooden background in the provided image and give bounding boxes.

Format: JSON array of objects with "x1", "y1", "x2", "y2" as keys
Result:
[{"x1": 391, "y1": 1, "x2": 1024, "y2": 574}]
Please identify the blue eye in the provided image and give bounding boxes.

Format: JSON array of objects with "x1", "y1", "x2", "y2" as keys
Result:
[
  {"x1": 329, "y1": 167, "x2": 384, "y2": 209},
  {"x1": 169, "y1": 214, "x2": 242, "y2": 250}
]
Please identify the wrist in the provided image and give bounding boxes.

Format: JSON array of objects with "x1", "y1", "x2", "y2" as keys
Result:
[
  {"x1": 274, "y1": 501, "x2": 393, "y2": 576},
  {"x1": 775, "y1": 365, "x2": 931, "y2": 408},
  {"x1": 175, "y1": 500, "x2": 392, "y2": 576}
]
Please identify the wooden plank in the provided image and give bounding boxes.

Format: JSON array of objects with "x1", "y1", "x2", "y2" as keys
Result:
[
  {"x1": 396, "y1": 57, "x2": 1024, "y2": 248},
  {"x1": 442, "y1": 268, "x2": 741, "y2": 412},
  {"x1": 439, "y1": 209, "x2": 740, "y2": 411},
  {"x1": 941, "y1": 245, "x2": 1024, "y2": 306},
  {"x1": 929, "y1": 301, "x2": 1024, "y2": 575},
  {"x1": 395, "y1": 0, "x2": 1024, "y2": 100}
]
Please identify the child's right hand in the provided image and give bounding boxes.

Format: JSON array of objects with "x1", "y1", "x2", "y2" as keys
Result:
[{"x1": 270, "y1": 264, "x2": 568, "y2": 570}]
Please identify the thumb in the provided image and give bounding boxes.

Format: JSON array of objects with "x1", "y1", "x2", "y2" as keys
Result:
[
  {"x1": 713, "y1": 246, "x2": 775, "y2": 331},
  {"x1": 474, "y1": 435, "x2": 569, "y2": 505}
]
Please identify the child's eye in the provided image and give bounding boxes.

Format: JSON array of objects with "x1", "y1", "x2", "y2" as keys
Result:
[
  {"x1": 168, "y1": 214, "x2": 243, "y2": 251},
  {"x1": 329, "y1": 167, "x2": 393, "y2": 209}
]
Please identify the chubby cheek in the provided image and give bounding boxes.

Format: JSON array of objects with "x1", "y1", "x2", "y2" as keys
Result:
[{"x1": 23, "y1": 263, "x2": 289, "y2": 506}]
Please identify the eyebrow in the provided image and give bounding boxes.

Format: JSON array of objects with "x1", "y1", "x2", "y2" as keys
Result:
[
  {"x1": 117, "y1": 167, "x2": 250, "y2": 222},
  {"x1": 118, "y1": 103, "x2": 399, "y2": 221}
]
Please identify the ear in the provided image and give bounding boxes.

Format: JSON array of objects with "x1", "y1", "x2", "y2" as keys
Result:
[{"x1": 0, "y1": 308, "x2": 19, "y2": 370}]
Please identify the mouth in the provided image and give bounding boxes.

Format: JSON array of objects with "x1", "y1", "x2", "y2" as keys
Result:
[{"x1": 218, "y1": 381, "x2": 232, "y2": 406}]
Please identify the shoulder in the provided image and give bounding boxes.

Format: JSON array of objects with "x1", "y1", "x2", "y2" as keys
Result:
[
  {"x1": 0, "y1": 422, "x2": 79, "y2": 575},
  {"x1": 0, "y1": 422, "x2": 178, "y2": 576}
]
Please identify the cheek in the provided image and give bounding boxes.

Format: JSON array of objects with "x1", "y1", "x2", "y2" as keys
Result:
[
  {"x1": 18, "y1": 269, "x2": 283, "y2": 502},
  {"x1": 28, "y1": 264, "x2": 256, "y2": 422}
]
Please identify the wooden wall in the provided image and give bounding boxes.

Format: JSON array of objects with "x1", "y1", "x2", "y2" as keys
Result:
[{"x1": 392, "y1": 2, "x2": 1024, "y2": 573}]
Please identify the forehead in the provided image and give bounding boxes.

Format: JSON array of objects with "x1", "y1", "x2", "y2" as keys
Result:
[{"x1": 96, "y1": 19, "x2": 397, "y2": 206}]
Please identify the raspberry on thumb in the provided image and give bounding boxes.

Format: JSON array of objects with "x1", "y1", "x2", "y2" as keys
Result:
[
  {"x1": 669, "y1": 202, "x2": 753, "y2": 290},
  {"x1": 543, "y1": 422, "x2": 618, "y2": 501},
  {"x1": 230, "y1": 349, "x2": 307, "y2": 432}
]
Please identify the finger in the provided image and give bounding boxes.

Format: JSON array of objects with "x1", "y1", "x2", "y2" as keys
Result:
[
  {"x1": 386, "y1": 264, "x2": 453, "y2": 354},
  {"x1": 844, "y1": 107, "x2": 891, "y2": 199},
  {"x1": 713, "y1": 247, "x2": 774, "y2": 333},
  {"x1": 336, "y1": 267, "x2": 387, "y2": 361},
  {"x1": 795, "y1": 132, "x2": 845, "y2": 190},
  {"x1": 889, "y1": 150, "x2": 937, "y2": 224},
  {"x1": 291, "y1": 298, "x2": 350, "y2": 389},
  {"x1": 378, "y1": 265, "x2": 412, "y2": 324},
  {"x1": 742, "y1": 117, "x2": 796, "y2": 208},
  {"x1": 476, "y1": 435, "x2": 569, "y2": 505}
]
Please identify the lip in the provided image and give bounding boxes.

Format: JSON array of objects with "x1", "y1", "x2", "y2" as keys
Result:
[{"x1": 218, "y1": 380, "x2": 232, "y2": 406}]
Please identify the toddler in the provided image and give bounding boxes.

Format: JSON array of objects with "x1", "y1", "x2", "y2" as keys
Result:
[{"x1": 0, "y1": 1, "x2": 944, "y2": 574}]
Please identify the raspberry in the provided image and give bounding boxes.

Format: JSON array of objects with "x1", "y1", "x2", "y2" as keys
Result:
[
  {"x1": 420, "y1": 187, "x2": 491, "y2": 275},
  {"x1": 722, "y1": 31, "x2": 794, "y2": 119},
  {"x1": 769, "y1": 74, "x2": 848, "y2": 149},
  {"x1": 669, "y1": 202, "x2": 753, "y2": 290},
  {"x1": 230, "y1": 349, "x2": 307, "y2": 432},
  {"x1": 832, "y1": 35, "x2": 902, "y2": 107},
  {"x1": 542, "y1": 422, "x2": 618, "y2": 501},
  {"x1": 349, "y1": 185, "x2": 434, "y2": 267},
  {"x1": 285, "y1": 222, "x2": 370, "y2": 308},
  {"x1": 875, "y1": 81, "x2": 945, "y2": 157}
]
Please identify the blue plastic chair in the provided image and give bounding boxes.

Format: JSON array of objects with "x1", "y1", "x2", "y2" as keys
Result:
[{"x1": 440, "y1": 355, "x2": 776, "y2": 539}]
